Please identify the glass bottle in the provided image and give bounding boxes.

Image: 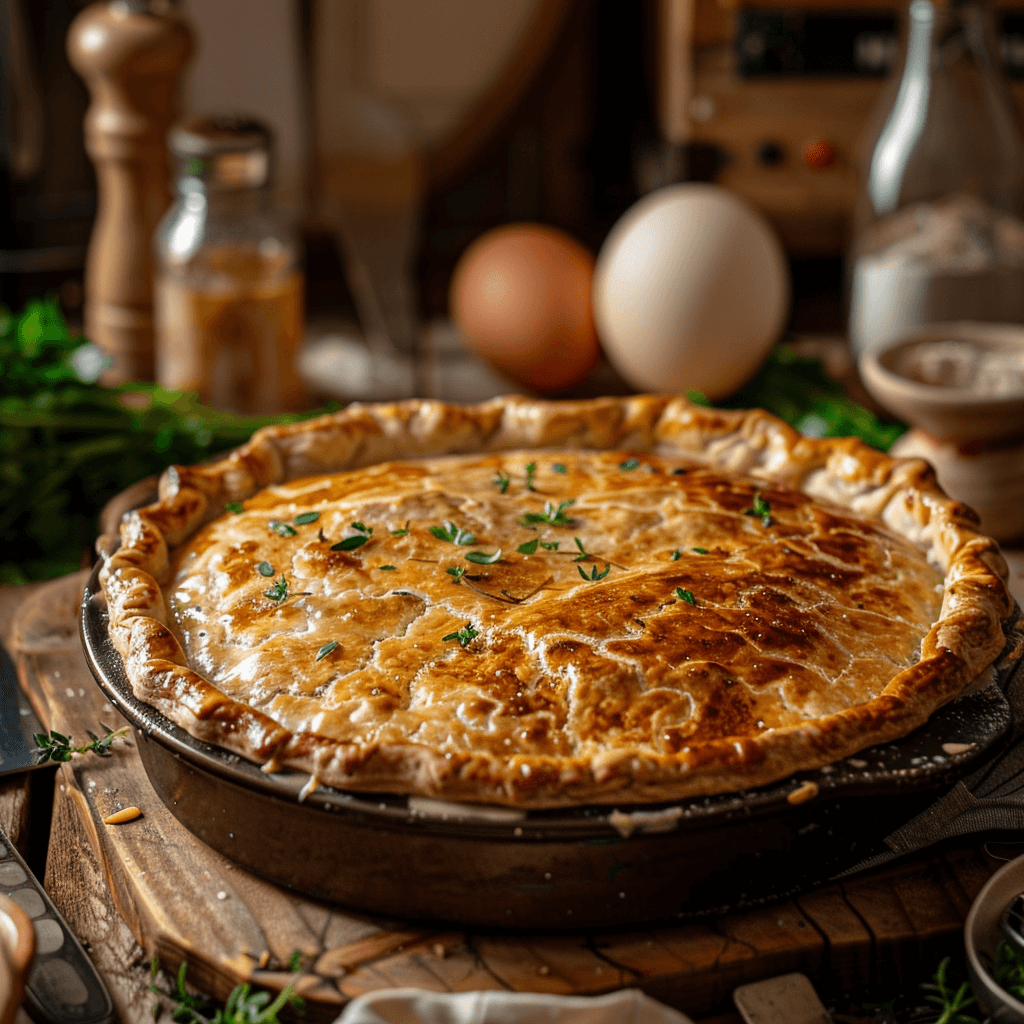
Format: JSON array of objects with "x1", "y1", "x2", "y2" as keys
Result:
[
  {"x1": 154, "y1": 116, "x2": 305, "y2": 413},
  {"x1": 848, "y1": 0, "x2": 1024, "y2": 355}
]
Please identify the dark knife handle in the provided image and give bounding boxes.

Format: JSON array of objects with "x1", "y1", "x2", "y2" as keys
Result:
[{"x1": 0, "y1": 827, "x2": 114, "y2": 1024}]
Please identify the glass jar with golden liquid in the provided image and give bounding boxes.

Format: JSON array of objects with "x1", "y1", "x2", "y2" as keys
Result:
[{"x1": 154, "y1": 116, "x2": 305, "y2": 413}]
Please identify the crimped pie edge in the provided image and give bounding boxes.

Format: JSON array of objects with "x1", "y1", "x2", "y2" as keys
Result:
[{"x1": 98, "y1": 394, "x2": 1014, "y2": 807}]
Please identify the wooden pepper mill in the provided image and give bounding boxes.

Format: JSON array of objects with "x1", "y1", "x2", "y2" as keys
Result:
[{"x1": 67, "y1": 0, "x2": 192, "y2": 383}]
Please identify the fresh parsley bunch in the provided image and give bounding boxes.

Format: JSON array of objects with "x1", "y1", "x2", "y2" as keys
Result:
[
  {"x1": 0, "y1": 298, "x2": 327, "y2": 584},
  {"x1": 720, "y1": 344, "x2": 907, "y2": 452}
]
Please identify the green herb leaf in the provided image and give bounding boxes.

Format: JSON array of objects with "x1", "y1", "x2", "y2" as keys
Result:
[
  {"x1": 447, "y1": 566, "x2": 465, "y2": 579},
  {"x1": 351, "y1": 521, "x2": 370, "y2": 533},
  {"x1": 577, "y1": 563, "x2": 611, "y2": 581},
  {"x1": 519, "y1": 499, "x2": 576, "y2": 527},
  {"x1": 442, "y1": 623, "x2": 479, "y2": 647},
  {"x1": 224, "y1": 502, "x2": 244, "y2": 514},
  {"x1": 745, "y1": 493, "x2": 773, "y2": 527},
  {"x1": 379, "y1": 565, "x2": 396, "y2": 570},
  {"x1": 552, "y1": 463, "x2": 567, "y2": 474},
  {"x1": 686, "y1": 389, "x2": 711, "y2": 407},
  {"x1": 466, "y1": 549, "x2": 501, "y2": 564},
  {"x1": 315, "y1": 640, "x2": 338, "y2": 661},
  {"x1": 293, "y1": 511, "x2": 320, "y2": 525},
  {"x1": 540, "y1": 540, "x2": 560, "y2": 551},
  {"x1": 430, "y1": 521, "x2": 476, "y2": 545},
  {"x1": 289, "y1": 951, "x2": 303, "y2": 972},
  {"x1": 524, "y1": 461, "x2": 537, "y2": 490},
  {"x1": 494, "y1": 470, "x2": 511, "y2": 494},
  {"x1": 671, "y1": 550, "x2": 682, "y2": 560},
  {"x1": 675, "y1": 587, "x2": 696, "y2": 605},
  {"x1": 256, "y1": 561, "x2": 275, "y2": 577},
  {"x1": 392, "y1": 526, "x2": 410, "y2": 536},
  {"x1": 573, "y1": 536, "x2": 591, "y2": 562},
  {"x1": 518, "y1": 537, "x2": 539, "y2": 555},
  {"x1": 332, "y1": 534, "x2": 369, "y2": 551},
  {"x1": 264, "y1": 577, "x2": 289, "y2": 602},
  {"x1": 693, "y1": 546, "x2": 708, "y2": 554},
  {"x1": 269, "y1": 520, "x2": 297, "y2": 537},
  {"x1": 619, "y1": 458, "x2": 640, "y2": 471}
]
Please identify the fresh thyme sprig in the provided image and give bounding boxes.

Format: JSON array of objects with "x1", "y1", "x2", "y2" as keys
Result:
[
  {"x1": 921, "y1": 957, "x2": 980, "y2": 1024},
  {"x1": 224, "y1": 502, "x2": 243, "y2": 514},
  {"x1": 150, "y1": 958, "x2": 304, "y2": 1024},
  {"x1": 524, "y1": 461, "x2": 537, "y2": 490},
  {"x1": 572, "y1": 536, "x2": 591, "y2": 562},
  {"x1": 519, "y1": 499, "x2": 576, "y2": 527},
  {"x1": 577, "y1": 563, "x2": 611, "y2": 581},
  {"x1": 442, "y1": 623, "x2": 480, "y2": 647},
  {"x1": 430, "y1": 521, "x2": 476, "y2": 545},
  {"x1": 493, "y1": 471, "x2": 510, "y2": 494},
  {"x1": 35, "y1": 726, "x2": 130, "y2": 764},
  {"x1": 264, "y1": 577, "x2": 289, "y2": 602}
]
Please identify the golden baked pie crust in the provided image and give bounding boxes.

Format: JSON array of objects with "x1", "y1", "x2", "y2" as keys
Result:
[{"x1": 99, "y1": 396, "x2": 1014, "y2": 807}]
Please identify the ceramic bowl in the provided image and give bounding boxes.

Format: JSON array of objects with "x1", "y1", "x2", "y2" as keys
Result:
[
  {"x1": 859, "y1": 321, "x2": 1024, "y2": 444},
  {"x1": 0, "y1": 893, "x2": 34, "y2": 1024},
  {"x1": 965, "y1": 853, "x2": 1024, "y2": 1023}
]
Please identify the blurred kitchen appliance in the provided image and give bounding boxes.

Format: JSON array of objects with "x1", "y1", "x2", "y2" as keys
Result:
[
  {"x1": 657, "y1": 0, "x2": 1024, "y2": 256},
  {"x1": 154, "y1": 116, "x2": 305, "y2": 414},
  {"x1": 67, "y1": 0, "x2": 192, "y2": 383}
]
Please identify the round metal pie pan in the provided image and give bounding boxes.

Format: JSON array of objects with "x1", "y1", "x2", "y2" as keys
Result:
[{"x1": 80, "y1": 558, "x2": 1024, "y2": 929}]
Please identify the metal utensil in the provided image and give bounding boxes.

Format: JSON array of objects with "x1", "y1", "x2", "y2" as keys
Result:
[{"x1": 0, "y1": 638, "x2": 113, "y2": 1024}]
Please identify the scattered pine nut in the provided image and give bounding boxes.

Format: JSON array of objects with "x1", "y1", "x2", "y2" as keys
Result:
[
  {"x1": 786, "y1": 781, "x2": 819, "y2": 805},
  {"x1": 103, "y1": 806, "x2": 142, "y2": 825}
]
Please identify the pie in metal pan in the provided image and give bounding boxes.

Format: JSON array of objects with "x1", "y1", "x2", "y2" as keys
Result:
[{"x1": 96, "y1": 395, "x2": 1015, "y2": 810}]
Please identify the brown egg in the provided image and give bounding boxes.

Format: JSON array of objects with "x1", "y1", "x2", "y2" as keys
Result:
[{"x1": 450, "y1": 224, "x2": 600, "y2": 392}]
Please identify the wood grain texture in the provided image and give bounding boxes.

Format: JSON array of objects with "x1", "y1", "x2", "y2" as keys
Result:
[{"x1": 11, "y1": 574, "x2": 1008, "y2": 1020}]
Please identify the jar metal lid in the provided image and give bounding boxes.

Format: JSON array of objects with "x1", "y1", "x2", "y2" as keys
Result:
[{"x1": 169, "y1": 116, "x2": 272, "y2": 189}]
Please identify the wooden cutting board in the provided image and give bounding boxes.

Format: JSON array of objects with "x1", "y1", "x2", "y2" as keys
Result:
[{"x1": 12, "y1": 573, "x2": 1009, "y2": 1022}]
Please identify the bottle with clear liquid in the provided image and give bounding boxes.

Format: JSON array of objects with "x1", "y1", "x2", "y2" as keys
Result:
[
  {"x1": 154, "y1": 116, "x2": 305, "y2": 413},
  {"x1": 849, "y1": 0, "x2": 1024, "y2": 355}
]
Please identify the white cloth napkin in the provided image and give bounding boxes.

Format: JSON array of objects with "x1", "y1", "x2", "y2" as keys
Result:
[{"x1": 333, "y1": 987, "x2": 695, "y2": 1024}]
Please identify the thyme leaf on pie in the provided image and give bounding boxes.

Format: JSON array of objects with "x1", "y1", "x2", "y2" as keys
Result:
[
  {"x1": 573, "y1": 536, "x2": 591, "y2": 562},
  {"x1": 493, "y1": 470, "x2": 511, "y2": 494},
  {"x1": 293, "y1": 511, "x2": 320, "y2": 525},
  {"x1": 465, "y1": 549, "x2": 502, "y2": 564},
  {"x1": 379, "y1": 564, "x2": 396, "y2": 570},
  {"x1": 315, "y1": 640, "x2": 339, "y2": 661},
  {"x1": 442, "y1": 623, "x2": 480, "y2": 646},
  {"x1": 676, "y1": 587, "x2": 696, "y2": 605},
  {"x1": 34, "y1": 725, "x2": 130, "y2": 763},
  {"x1": 745, "y1": 493, "x2": 773, "y2": 527},
  {"x1": 552, "y1": 463, "x2": 567, "y2": 473},
  {"x1": 392, "y1": 524, "x2": 410, "y2": 536},
  {"x1": 264, "y1": 576, "x2": 290, "y2": 602},
  {"x1": 577, "y1": 563, "x2": 611, "y2": 581},
  {"x1": 619, "y1": 458, "x2": 641, "y2": 471},
  {"x1": 671, "y1": 550, "x2": 682, "y2": 560},
  {"x1": 224, "y1": 501, "x2": 243, "y2": 514},
  {"x1": 332, "y1": 522, "x2": 373, "y2": 551},
  {"x1": 540, "y1": 540, "x2": 560, "y2": 550},
  {"x1": 447, "y1": 565, "x2": 465, "y2": 579},
  {"x1": 524, "y1": 461, "x2": 537, "y2": 490},
  {"x1": 518, "y1": 537, "x2": 539, "y2": 555},
  {"x1": 430, "y1": 521, "x2": 476, "y2": 545},
  {"x1": 693, "y1": 546, "x2": 709, "y2": 554},
  {"x1": 519, "y1": 499, "x2": 576, "y2": 527},
  {"x1": 256, "y1": 561, "x2": 275, "y2": 577},
  {"x1": 269, "y1": 520, "x2": 297, "y2": 537}
]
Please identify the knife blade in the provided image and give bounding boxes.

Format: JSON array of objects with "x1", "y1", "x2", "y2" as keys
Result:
[
  {"x1": 0, "y1": 635, "x2": 114, "y2": 1023},
  {"x1": 0, "y1": 629, "x2": 45, "y2": 776}
]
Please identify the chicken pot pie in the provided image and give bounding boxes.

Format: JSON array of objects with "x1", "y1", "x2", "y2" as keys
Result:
[{"x1": 99, "y1": 396, "x2": 1013, "y2": 808}]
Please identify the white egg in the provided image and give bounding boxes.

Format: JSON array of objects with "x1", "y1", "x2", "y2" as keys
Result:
[{"x1": 592, "y1": 183, "x2": 790, "y2": 399}]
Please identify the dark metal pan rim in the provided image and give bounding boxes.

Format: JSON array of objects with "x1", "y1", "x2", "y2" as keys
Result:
[{"x1": 80, "y1": 560, "x2": 1022, "y2": 842}]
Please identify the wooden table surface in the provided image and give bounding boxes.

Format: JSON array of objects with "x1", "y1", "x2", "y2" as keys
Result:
[{"x1": 3, "y1": 573, "x2": 1020, "y2": 1024}]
